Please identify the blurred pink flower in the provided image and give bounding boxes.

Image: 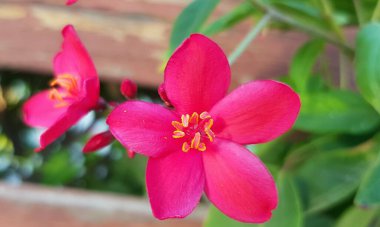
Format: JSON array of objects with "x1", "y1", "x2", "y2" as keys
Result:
[
  {"x1": 23, "y1": 25, "x2": 99, "y2": 151},
  {"x1": 107, "y1": 34, "x2": 300, "y2": 223},
  {"x1": 66, "y1": 0, "x2": 77, "y2": 5}
]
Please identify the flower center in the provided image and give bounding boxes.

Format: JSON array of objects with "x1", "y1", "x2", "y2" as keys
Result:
[
  {"x1": 171, "y1": 112, "x2": 215, "y2": 152},
  {"x1": 48, "y1": 73, "x2": 79, "y2": 107}
]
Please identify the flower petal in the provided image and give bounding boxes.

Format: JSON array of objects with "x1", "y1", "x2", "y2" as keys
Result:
[
  {"x1": 37, "y1": 102, "x2": 88, "y2": 151},
  {"x1": 210, "y1": 80, "x2": 300, "y2": 144},
  {"x1": 164, "y1": 34, "x2": 231, "y2": 114},
  {"x1": 107, "y1": 101, "x2": 180, "y2": 157},
  {"x1": 22, "y1": 90, "x2": 68, "y2": 128},
  {"x1": 147, "y1": 151, "x2": 205, "y2": 219},
  {"x1": 54, "y1": 25, "x2": 99, "y2": 96},
  {"x1": 66, "y1": 0, "x2": 77, "y2": 5},
  {"x1": 203, "y1": 139, "x2": 278, "y2": 223}
]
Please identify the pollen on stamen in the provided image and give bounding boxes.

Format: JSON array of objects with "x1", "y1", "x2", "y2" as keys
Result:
[
  {"x1": 182, "y1": 142, "x2": 190, "y2": 152},
  {"x1": 173, "y1": 130, "x2": 185, "y2": 139}
]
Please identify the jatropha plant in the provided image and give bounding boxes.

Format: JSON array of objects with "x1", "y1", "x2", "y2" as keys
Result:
[
  {"x1": 21, "y1": 0, "x2": 302, "y2": 224},
  {"x1": 22, "y1": 25, "x2": 300, "y2": 223}
]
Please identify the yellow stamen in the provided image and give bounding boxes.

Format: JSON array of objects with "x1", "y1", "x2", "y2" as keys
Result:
[
  {"x1": 171, "y1": 121, "x2": 183, "y2": 131},
  {"x1": 189, "y1": 112, "x2": 199, "y2": 125},
  {"x1": 181, "y1": 114, "x2": 190, "y2": 127},
  {"x1": 200, "y1": 111, "x2": 211, "y2": 120},
  {"x1": 173, "y1": 130, "x2": 185, "y2": 139},
  {"x1": 182, "y1": 142, "x2": 190, "y2": 152},
  {"x1": 191, "y1": 132, "x2": 201, "y2": 149},
  {"x1": 198, "y1": 143, "x2": 206, "y2": 152}
]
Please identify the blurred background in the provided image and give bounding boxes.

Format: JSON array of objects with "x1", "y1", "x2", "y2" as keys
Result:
[{"x1": 1, "y1": 0, "x2": 380, "y2": 226}]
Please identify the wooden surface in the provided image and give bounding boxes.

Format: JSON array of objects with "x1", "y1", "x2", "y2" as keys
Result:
[
  {"x1": 0, "y1": 182, "x2": 205, "y2": 227},
  {"x1": 0, "y1": 0, "x2": 313, "y2": 88}
]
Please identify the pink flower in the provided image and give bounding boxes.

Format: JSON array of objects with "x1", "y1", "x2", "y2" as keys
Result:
[
  {"x1": 107, "y1": 34, "x2": 300, "y2": 223},
  {"x1": 66, "y1": 0, "x2": 78, "y2": 5},
  {"x1": 23, "y1": 25, "x2": 99, "y2": 151}
]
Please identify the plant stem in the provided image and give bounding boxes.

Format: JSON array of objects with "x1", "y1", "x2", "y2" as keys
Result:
[
  {"x1": 319, "y1": 0, "x2": 345, "y2": 42},
  {"x1": 353, "y1": 0, "x2": 364, "y2": 26},
  {"x1": 228, "y1": 14, "x2": 271, "y2": 65},
  {"x1": 372, "y1": 0, "x2": 380, "y2": 22},
  {"x1": 248, "y1": 0, "x2": 354, "y2": 58}
]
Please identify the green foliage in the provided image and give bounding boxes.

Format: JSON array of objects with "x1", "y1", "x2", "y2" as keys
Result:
[
  {"x1": 202, "y1": 2, "x2": 255, "y2": 36},
  {"x1": 355, "y1": 151, "x2": 380, "y2": 206},
  {"x1": 335, "y1": 206, "x2": 380, "y2": 227},
  {"x1": 290, "y1": 39, "x2": 325, "y2": 92},
  {"x1": 169, "y1": 0, "x2": 220, "y2": 53},
  {"x1": 356, "y1": 23, "x2": 380, "y2": 114},
  {"x1": 295, "y1": 148, "x2": 373, "y2": 214},
  {"x1": 295, "y1": 90, "x2": 380, "y2": 134}
]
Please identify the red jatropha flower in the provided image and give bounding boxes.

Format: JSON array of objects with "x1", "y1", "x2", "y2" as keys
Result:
[
  {"x1": 23, "y1": 25, "x2": 99, "y2": 151},
  {"x1": 107, "y1": 34, "x2": 300, "y2": 223},
  {"x1": 66, "y1": 0, "x2": 78, "y2": 5}
]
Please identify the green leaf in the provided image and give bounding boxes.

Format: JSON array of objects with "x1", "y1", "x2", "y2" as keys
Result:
[
  {"x1": 356, "y1": 23, "x2": 380, "y2": 114},
  {"x1": 263, "y1": 172, "x2": 303, "y2": 227},
  {"x1": 295, "y1": 149, "x2": 371, "y2": 214},
  {"x1": 295, "y1": 90, "x2": 380, "y2": 134},
  {"x1": 290, "y1": 39, "x2": 325, "y2": 92},
  {"x1": 202, "y1": 2, "x2": 255, "y2": 36},
  {"x1": 336, "y1": 206, "x2": 379, "y2": 227},
  {"x1": 204, "y1": 205, "x2": 251, "y2": 227},
  {"x1": 355, "y1": 151, "x2": 380, "y2": 207},
  {"x1": 169, "y1": 0, "x2": 219, "y2": 53},
  {"x1": 304, "y1": 215, "x2": 334, "y2": 227},
  {"x1": 204, "y1": 171, "x2": 303, "y2": 227}
]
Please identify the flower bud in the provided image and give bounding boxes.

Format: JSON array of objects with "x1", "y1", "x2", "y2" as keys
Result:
[
  {"x1": 158, "y1": 83, "x2": 172, "y2": 107},
  {"x1": 83, "y1": 131, "x2": 114, "y2": 153},
  {"x1": 120, "y1": 79, "x2": 137, "y2": 99},
  {"x1": 127, "y1": 150, "x2": 136, "y2": 159}
]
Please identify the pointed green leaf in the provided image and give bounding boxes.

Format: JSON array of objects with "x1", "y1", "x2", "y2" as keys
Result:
[
  {"x1": 355, "y1": 151, "x2": 380, "y2": 206},
  {"x1": 295, "y1": 149, "x2": 371, "y2": 214},
  {"x1": 169, "y1": 0, "x2": 219, "y2": 53},
  {"x1": 295, "y1": 90, "x2": 380, "y2": 134},
  {"x1": 336, "y1": 206, "x2": 379, "y2": 227},
  {"x1": 290, "y1": 39, "x2": 325, "y2": 92},
  {"x1": 202, "y1": 2, "x2": 255, "y2": 36},
  {"x1": 356, "y1": 23, "x2": 380, "y2": 114}
]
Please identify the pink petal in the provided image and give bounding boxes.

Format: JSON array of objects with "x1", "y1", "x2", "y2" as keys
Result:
[
  {"x1": 146, "y1": 151, "x2": 205, "y2": 219},
  {"x1": 54, "y1": 25, "x2": 99, "y2": 97},
  {"x1": 210, "y1": 80, "x2": 300, "y2": 144},
  {"x1": 107, "y1": 101, "x2": 180, "y2": 157},
  {"x1": 164, "y1": 34, "x2": 230, "y2": 114},
  {"x1": 203, "y1": 139, "x2": 278, "y2": 223},
  {"x1": 66, "y1": 0, "x2": 77, "y2": 5},
  {"x1": 37, "y1": 102, "x2": 88, "y2": 151},
  {"x1": 22, "y1": 90, "x2": 68, "y2": 128}
]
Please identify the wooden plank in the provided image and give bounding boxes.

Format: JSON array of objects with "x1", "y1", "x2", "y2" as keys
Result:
[
  {"x1": 0, "y1": 1, "x2": 325, "y2": 88},
  {"x1": 0, "y1": 182, "x2": 205, "y2": 227}
]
